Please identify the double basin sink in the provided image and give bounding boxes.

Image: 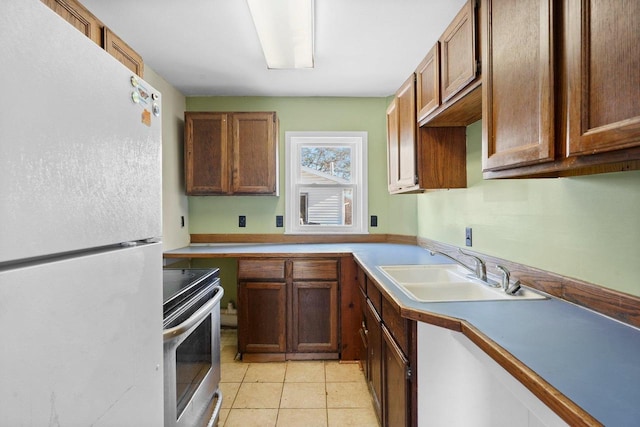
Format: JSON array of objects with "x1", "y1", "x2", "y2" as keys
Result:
[{"x1": 378, "y1": 264, "x2": 546, "y2": 303}]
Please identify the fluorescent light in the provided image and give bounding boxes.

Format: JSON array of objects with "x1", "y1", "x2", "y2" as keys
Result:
[{"x1": 246, "y1": 0, "x2": 314, "y2": 69}]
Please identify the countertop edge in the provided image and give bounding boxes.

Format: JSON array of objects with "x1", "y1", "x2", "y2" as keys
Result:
[
  {"x1": 164, "y1": 243, "x2": 635, "y2": 426},
  {"x1": 352, "y1": 253, "x2": 602, "y2": 427}
]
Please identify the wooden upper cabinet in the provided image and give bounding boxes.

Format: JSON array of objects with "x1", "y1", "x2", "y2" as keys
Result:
[
  {"x1": 565, "y1": 0, "x2": 640, "y2": 156},
  {"x1": 396, "y1": 76, "x2": 418, "y2": 189},
  {"x1": 42, "y1": 0, "x2": 102, "y2": 45},
  {"x1": 387, "y1": 74, "x2": 467, "y2": 193},
  {"x1": 185, "y1": 112, "x2": 278, "y2": 196},
  {"x1": 482, "y1": 0, "x2": 555, "y2": 172},
  {"x1": 42, "y1": 0, "x2": 144, "y2": 77},
  {"x1": 416, "y1": 43, "x2": 440, "y2": 121},
  {"x1": 417, "y1": 0, "x2": 481, "y2": 127},
  {"x1": 387, "y1": 75, "x2": 418, "y2": 193},
  {"x1": 103, "y1": 27, "x2": 144, "y2": 77},
  {"x1": 482, "y1": 0, "x2": 640, "y2": 178},
  {"x1": 231, "y1": 112, "x2": 278, "y2": 195},
  {"x1": 185, "y1": 112, "x2": 229, "y2": 195},
  {"x1": 440, "y1": 0, "x2": 478, "y2": 103},
  {"x1": 386, "y1": 97, "x2": 400, "y2": 192}
]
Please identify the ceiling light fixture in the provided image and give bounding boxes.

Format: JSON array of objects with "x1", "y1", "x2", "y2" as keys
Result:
[{"x1": 246, "y1": 0, "x2": 315, "y2": 69}]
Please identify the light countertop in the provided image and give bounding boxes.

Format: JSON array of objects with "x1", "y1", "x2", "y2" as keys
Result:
[{"x1": 165, "y1": 243, "x2": 640, "y2": 426}]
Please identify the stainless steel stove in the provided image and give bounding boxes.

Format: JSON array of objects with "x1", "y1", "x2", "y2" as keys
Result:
[{"x1": 163, "y1": 268, "x2": 223, "y2": 427}]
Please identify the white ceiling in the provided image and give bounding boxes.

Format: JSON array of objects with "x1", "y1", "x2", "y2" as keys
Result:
[{"x1": 81, "y1": 0, "x2": 467, "y2": 97}]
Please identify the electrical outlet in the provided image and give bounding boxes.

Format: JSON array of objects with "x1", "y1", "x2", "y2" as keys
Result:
[
  {"x1": 239, "y1": 215, "x2": 246, "y2": 228},
  {"x1": 371, "y1": 215, "x2": 378, "y2": 227},
  {"x1": 465, "y1": 227, "x2": 472, "y2": 247},
  {"x1": 276, "y1": 215, "x2": 283, "y2": 227}
]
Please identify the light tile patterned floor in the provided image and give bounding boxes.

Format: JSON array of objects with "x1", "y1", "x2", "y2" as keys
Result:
[{"x1": 218, "y1": 329, "x2": 379, "y2": 427}]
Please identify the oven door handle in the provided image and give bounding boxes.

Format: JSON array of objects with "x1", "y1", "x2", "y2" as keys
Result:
[
  {"x1": 163, "y1": 287, "x2": 224, "y2": 342},
  {"x1": 206, "y1": 389, "x2": 223, "y2": 427}
]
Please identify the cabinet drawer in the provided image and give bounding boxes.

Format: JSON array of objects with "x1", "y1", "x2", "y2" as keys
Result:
[
  {"x1": 238, "y1": 259, "x2": 285, "y2": 280},
  {"x1": 292, "y1": 259, "x2": 338, "y2": 280},
  {"x1": 382, "y1": 295, "x2": 409, "y2": 357}
]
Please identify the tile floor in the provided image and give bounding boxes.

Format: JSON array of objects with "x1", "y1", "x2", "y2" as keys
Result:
[{"x1": 218, "y1": 329, "x2": 379, "y2": 427}]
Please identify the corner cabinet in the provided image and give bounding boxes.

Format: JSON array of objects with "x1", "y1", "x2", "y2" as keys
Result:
[
  {"x1": 387, "y1": 0, "x2": 477, "y2": 194},
  {"x1": 387, "y1": 77, "x2": 467, "y2": 194},
  {"x1": 184, "y1": 112, "x2": 279, "y2": 195},
  {"x1": 238, "y1": 257, "x2": 339, "y2": 362},
  {"x1": 482, "y1": 0, "x2": 640, "y2": 179}
]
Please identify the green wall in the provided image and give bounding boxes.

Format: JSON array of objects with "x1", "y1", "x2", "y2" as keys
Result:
[
  {"x1": 186, "y1": 96, "x2": 417, "y2": 237},
  {"x1": 184, "y1": 97, "x2": 640, "y2": 298},
  {"x1": 417, "y1": 121, "x2": 640, "y2": 297}
]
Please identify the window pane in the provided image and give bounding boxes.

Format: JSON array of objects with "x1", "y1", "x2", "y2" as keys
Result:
[
  {"x1": 298, "y1": 187, "x2": 353, "y2": 226},
  {"x1": 300, "y1": 146, "x2": 352, "y2": 183}
]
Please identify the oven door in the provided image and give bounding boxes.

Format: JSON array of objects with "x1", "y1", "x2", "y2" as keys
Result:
[{"x1": 163, "y1": 282, "x2": 224, "y2": 427}]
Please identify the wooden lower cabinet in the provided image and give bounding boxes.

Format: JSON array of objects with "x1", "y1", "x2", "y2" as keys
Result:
[
  {"x1": 238, "y1": 257, "x2": 340, "y2": 361},
  {"x1": 238, "y1": 281, "x2": 286, "y2": 354},
  {"x1": 383, "y1": 325, "x2": 410, "y2": 427},
  {"x1": 359, "y1": 264, "x2": 416, "y2": 427},
  {"x1": 365, "y1": 299, "x2": 383, "y2": 422},
  {"x1": 291, "y1": 280, "x2": 338, "y2": 353}
]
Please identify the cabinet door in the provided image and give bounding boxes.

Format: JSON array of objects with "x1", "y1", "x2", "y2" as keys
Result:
[
  {"x1": 397, "y1": 76, "x2": 417, "y2": 189},
  {"x1": 482, "y1": 0, "x2": 555, "y2": 171},
  {"x1": 41, "y1": 0, "x2": 102, "y2": 45},
  {"x1": 566, "y1": 0, "x2": 640, "y2": 156},
  {"x1": 231, "y1": 112, "x2": 278, "y2": 194},
  {"x1": 365, "y1": 299, "x2": 383, "y2": 422},
  {"x1": 290, "y1": 281, "x2": 338, "y2": 353},
  {"x1": 359, "y1": 287, "x2": 368, "y2": 377},
  {"x1": 184, "y1": 113, "x2": 230, "y2": 195},
  {"x1": 383, "y1": 326, "x2": 410, "y2": 427},
  {"x1": 386, "y1": 97, "x2": 400, "y2": 192},
  {"x1": 238, "y1": 281, "x2": 286, "y2": 354},
  {"x1": 103, "y1": 27, "x2": 144, "y2": 77},
  {"x1": 440, "y1": 0, "x2": 477, "y2": 103},
  {"x1": 416, "y1": 43, "x2": 440, "y2": 122},
  {"x1": 387, "y1": 75, "x2": 417, "y2": 193}
]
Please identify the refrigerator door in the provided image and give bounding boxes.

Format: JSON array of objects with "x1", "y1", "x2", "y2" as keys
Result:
[
  {"x1": 0, "y1": 243, "x2": 163, "y2": 426},
  {"x1": 0, "y1": 2, "x2": 162, "y2": 263}
]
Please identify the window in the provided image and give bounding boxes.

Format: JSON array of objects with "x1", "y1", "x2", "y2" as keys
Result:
[{"x1": 285, "y1": 132, "x2": 368, "y2": 234}]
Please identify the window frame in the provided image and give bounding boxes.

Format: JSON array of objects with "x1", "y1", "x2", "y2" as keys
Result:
[{"x1": 285, "y1": 131, "x2": 368, "y2": 234}]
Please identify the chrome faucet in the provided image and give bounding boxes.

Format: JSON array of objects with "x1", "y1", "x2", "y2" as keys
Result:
[
  {"x1": 458, "y1": 249, "x2": 488, "y2": 282},
  {"x1": 429, "y1": 248, "x2": 497, "y2": 286},
  {"x1": 496, "y1": 265, "x2": 522, "y2": 295}
]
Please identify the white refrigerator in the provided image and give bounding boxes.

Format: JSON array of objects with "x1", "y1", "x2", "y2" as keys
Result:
[{"x1": 0, "y1": 1, "x2": 164, "y2": 425}]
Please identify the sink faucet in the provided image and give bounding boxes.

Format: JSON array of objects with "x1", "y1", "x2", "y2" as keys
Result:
[
  {"x1": 428, "y1": 248, "x2": 496, "y2": 286},
  {"x1": 458, "y1": 249, "x2": 489, "y2": 282},
  {"x1": 496, "y1": 265, "x2": 522, "y2": 295}
]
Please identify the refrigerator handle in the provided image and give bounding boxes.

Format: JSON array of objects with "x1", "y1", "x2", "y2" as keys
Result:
[{"x1": 163, "y1": 287, "x2": 224, "y2": 342}]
